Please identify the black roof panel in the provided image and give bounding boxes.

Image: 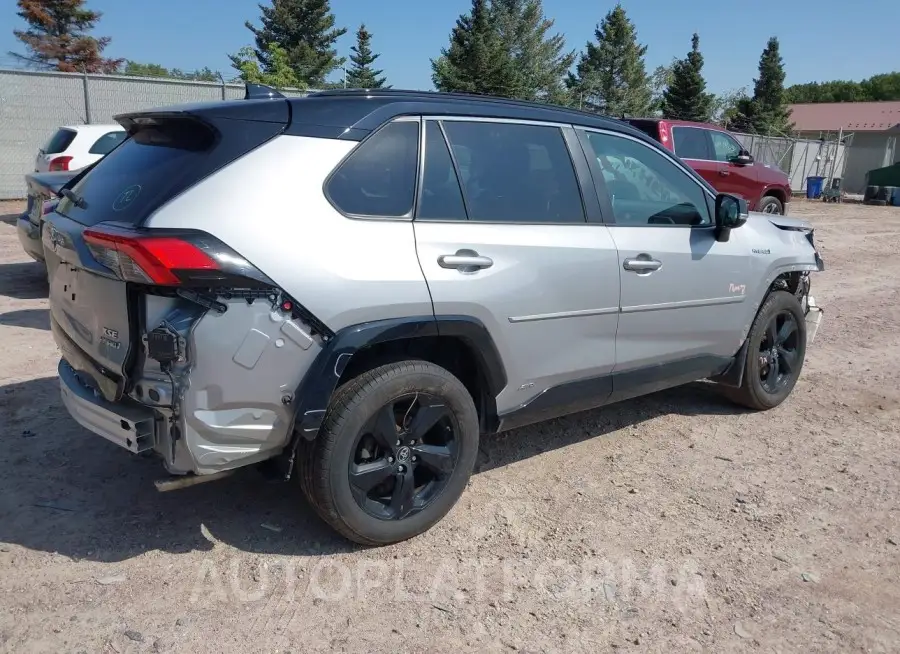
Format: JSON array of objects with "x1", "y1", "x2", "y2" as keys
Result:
[{"x1": 285, "y1": 89, "x2": 642, "y2": 140}]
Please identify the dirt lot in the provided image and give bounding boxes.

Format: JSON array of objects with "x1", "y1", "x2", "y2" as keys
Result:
[{"x1": 1, "y1": 199, "x2": 899, "y2": 653}]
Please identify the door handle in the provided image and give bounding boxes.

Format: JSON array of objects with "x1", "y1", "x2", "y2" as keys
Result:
[
  {"x1": 623, "y1": 256, "x2": 662, "y2": 273},
  {"x1": 719, "y1": 170, "x2": 730, "y2": 176},
  {"x1": 438, "y1": 250, "x2": 493, "y2": 272}
]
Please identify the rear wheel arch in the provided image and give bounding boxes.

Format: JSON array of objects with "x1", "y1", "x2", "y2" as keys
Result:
[{"x1": 292, "y1": 316, "x2": 506, "y2": 441}]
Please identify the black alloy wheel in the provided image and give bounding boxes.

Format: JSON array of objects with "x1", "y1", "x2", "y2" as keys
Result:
[
  {"x1": 349, "y1": 393, "x2": 459, "y2": 520},
  {"x1": 758, "y1": 310, "x2": 801, "y2": 394},
  {"x1": 723, "y1": 290, "x2": 807, "y2": 411},
  {"x1": 298, "y1": 360, "x2": 480, "y2": 545}
]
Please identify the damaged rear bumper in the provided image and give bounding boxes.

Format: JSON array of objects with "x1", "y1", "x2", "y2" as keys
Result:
[{"x1": 59, "y1": 359, "x2": 156, "y2": 454}]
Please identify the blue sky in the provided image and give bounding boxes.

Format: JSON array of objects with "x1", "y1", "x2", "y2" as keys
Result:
[{"x1": 2, "y1": 0, "x2": 899, "y2": 92}]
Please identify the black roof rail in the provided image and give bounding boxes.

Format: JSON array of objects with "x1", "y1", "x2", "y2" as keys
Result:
[
  {"x1": 245, "y1": 83, "x2": 285, "y2": 100},
  {"x1": 305, "y1": 88, "x2": 620, "y2": 123}
]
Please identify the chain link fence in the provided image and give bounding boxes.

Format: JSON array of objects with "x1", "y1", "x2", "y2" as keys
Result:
[{"x1": 0, "y1": 68, "x2": 311, "y2": 199}]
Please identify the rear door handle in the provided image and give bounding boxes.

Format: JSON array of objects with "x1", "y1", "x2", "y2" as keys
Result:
[
  {"x1": 438, "y1": 251, "x2": 493, "y2": 272},
  {"x1": 623, "y1": 257, "x2": 662, "y2": 273},
  {"x1": 719, "y1": 170, "x2": 730, "y2": 176}
]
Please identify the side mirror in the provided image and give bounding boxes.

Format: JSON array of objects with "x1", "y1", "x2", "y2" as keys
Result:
[
  {"x1": 715, "y1": 193, "x2": 749, "y2": 242},
  {"x1": 733, "y1": 149, "x2": 754, "y2": 166}
]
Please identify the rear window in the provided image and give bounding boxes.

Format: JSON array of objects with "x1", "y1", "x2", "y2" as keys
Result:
[
  {"x1": 626, "y1": 120, "x2": 661, "y2": 141},
  {"x1": 55, "y1": 115, "x2": 283, "y2": 226},
  {"x1": 43, "y1": 128, "x2": 77, "y2": 154},
  {"x1": 89, "y1": 131, "x2": 127, "y2": 155}
]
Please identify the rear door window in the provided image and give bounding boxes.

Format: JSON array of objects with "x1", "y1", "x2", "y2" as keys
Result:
[
  {"x1": 89, "y1": 131, "x2": 127, "y2": 155},
  {"x1": 440, "y1": 120, "x2": 585, "y2": 223},
  {"x1": 43, "y1": 128, "x2": 77, "y2": 154},
  {"x1": 672, "y1": 126, "x2": 712, "y2": 160},
  {"x1": 326, "y1": 120, "x2": 420, "y2": 218},
  {"x1": 417, "y1": 121, "x2": 467, "y2": 221}
]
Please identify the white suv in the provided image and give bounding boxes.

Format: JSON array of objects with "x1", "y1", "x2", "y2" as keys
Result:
[{"x1": 34, "y1": 124, "x2": 126, "y2": 173}]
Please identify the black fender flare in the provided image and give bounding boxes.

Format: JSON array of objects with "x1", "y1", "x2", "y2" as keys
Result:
[{"x1": 290, "y1": 315, "x2": 507, "y2": 440}]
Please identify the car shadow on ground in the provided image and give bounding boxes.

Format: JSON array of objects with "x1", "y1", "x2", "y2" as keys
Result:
[
  {"x1": 0, "y1": 308, "x2": 49, "y2": 330},
  {"x1": 0, "y1": 213, "x2": 21, "y2": 226},
  {"x1": 0, "y1": 261, "x2": 48, "y2": 300},
  {"x1": 0, "y1": 375, "x2": 746, "y2": 563}
]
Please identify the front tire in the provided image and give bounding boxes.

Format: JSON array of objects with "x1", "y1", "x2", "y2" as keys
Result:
[
  {"x1": 726, "y1": 291, "x2": 807, "y2": 410},
  {"x1": 298, "y1": 360, "x2": 479, "y2": 546},
  {"x1": 757, "y1": 195, "x2": 784, "y2": 214}
]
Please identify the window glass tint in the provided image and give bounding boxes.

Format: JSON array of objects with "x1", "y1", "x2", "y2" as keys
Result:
[
  {"x1": 672, "y1": 126, "x2": 710, "y2": 160},
  {"x1": 56, "y1": 116, "x2": 283, "y2": 227},
  {"x1": 710, "y1": 130, "x2": 743, "y2": 163},
  {"x1": 89, "y1": 131, "x2": 127, "y2": 155},
  {"x1": 418, "y1": 121, "x2": 467, "y2": 221},
  {"x1": 327, "y1": 120, "x2": 419, "y2": 217},
  {"x1": 626, "y1": 120, "x2": 661, "y2": 142},
  {"x1": 583, "y1": 131, "x2": 711, "y2": 227},
  {"x1": 441, "y1": 121, "x2": 585, "y2": 223},
  {"x1": 43, "y1": 128, "x2": 77, "y2": 154}
]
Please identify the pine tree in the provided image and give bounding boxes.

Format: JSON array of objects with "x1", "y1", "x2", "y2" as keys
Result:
[
  {"x1": 490, "y1": 0, "x2": 575, "y2": 103},
  {"x1": 567, "y1": 4, "x2": 652, "y2": 116},
  {"x1": 431, "y1": 0, "x2": 517, "y2": 97},
  {"x1": 661, "y1": 34, "x2": 714, "y2": 122},
  {"x1": 11, "y1": 0, "x2": 122, "y2": 73},
  {"x1": 238, "y1": 0, "x2": 346, "y2": 87},
  {"x1": 345, "y1": 24, "x2": 387, "y2": 89},
  {"x1": 733, "y1": 37, "x2": 793, "y2": 134}
]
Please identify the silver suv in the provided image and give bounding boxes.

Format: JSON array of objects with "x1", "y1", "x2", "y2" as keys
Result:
[{"x1": 44, "y1": 87, "x2": 824, "y2": 545}]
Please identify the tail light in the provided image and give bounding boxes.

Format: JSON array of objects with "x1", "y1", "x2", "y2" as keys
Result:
[
  {"x1": 49, "y1": 156, "x2": 73, "y2": 172},
  {"x1": 658, "y1": 121, "x2": 673, "y2": 151},
  {"x1": 84, "y1": 226, "x2": 220, "y2": 286}
]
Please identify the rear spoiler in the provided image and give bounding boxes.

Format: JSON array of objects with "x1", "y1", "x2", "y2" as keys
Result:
[{"x1": 244, "y1": 83, "x2": 285, "y2": 100}]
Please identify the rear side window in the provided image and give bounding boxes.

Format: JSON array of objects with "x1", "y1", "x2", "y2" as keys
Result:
[
  {"x1": 43, "y1": 128, "x2": 77, "y2": 154},
  {"x1": 672, "y1": 126, "x2": 711, "y2": 160},
  {"x1": 89, "y1": 131, "x2": 127, "y2": 155},
  {"x1": 327, "y1": 121, "x2": 420, "y2": 217},
  {"x1": 440, "y1": 121, "x2": 585, "y2": 223},
  {"x1": 56, "y1": 115, "x2": 283, "y2": 226},
  {"x1": 418, "y1": 121, "x2": 467, "y2": 221}
]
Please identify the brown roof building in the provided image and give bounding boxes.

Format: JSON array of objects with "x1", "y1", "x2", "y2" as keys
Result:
[
  {"x1": 789, "y1": 101, "x2": 900, "y2": 133},
  {"x1": 788, "y1": 102, "x2": 900, "y2": 194}
]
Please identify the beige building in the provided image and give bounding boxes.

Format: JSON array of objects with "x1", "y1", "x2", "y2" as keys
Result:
[{"x1": 788, "y1": 101, "x2": 900, "y2": 194}]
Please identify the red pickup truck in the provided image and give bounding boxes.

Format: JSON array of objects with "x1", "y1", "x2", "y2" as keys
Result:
[{"x1": 626, "y1": 118, "x2": 792, "y2": 215}]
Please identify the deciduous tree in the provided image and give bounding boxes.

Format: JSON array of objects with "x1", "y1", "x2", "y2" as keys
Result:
[{"x1": 229, "y1": 44, "x2": 304, "y2": 89}]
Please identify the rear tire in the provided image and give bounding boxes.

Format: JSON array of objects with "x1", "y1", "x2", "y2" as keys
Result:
[
  {"x1": 725, "y1": 291, "x2": 807, "y2": 410},
  {"x1": 298, "y1": 360, "x2": 479, "y2": 546},
  {"x1": 757, "y1": 195, "x2": 784, "y2": 214}
]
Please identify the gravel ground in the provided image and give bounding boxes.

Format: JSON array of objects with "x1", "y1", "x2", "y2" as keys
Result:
[{"x1": 1, "y1": 199, "x2": 899, "y2": 654}]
